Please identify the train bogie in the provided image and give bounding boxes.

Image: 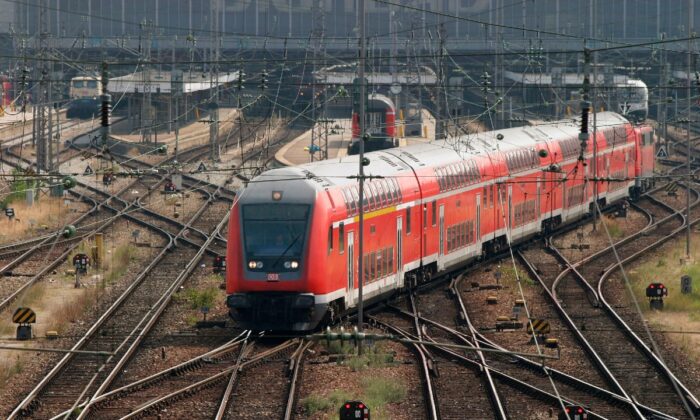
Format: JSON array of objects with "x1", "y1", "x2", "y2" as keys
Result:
[{"x1": 226, "y1": 112, "x2": 655, "y2": 331}]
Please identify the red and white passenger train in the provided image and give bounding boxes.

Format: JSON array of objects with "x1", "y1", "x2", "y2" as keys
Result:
[{"x1": 226, "y1": 112, "x2": 655, "y2": 330}]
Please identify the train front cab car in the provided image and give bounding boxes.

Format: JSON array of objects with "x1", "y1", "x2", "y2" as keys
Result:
[
  {"x1": 226, "y1": 113, "x2": 654, "y2": 332},
  {"x1": 226, "y1": 168, "x2": 329, "y2": 331}
]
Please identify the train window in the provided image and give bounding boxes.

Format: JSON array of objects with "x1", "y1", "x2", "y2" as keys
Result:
[
  {"x1": 328, "y1": 226, "x2": 333, "y2": 254},
  {"x1": 423, "y1": 204, "x2": 427, "y2": 227},
  {"x1": 455, "y1": 164, "x2": 463, "y2": 186},
  {"x1": 388, "y1": 247, "x2": 394, "y2": 274},
  {"x1": 452, "y1": 164, "x2": 460, "y2": 187},
  {"x1": 459, "y1": 162, "x2": 467, "y2": 184},
  {"x1": 87, "y1": 80, "x2": 98, "y2": 88},
  {"x1": 370, "y1": 252, "x2": 376, "y2": 280},
  {"x1": 339, "y1": 223, "x2": 345, "y2": 254},
  {"x1": 377, "y1": 181, "x2": 387, "y2": 206},
  {"x1": 341, "y1": 189, "x2": 351, "y2": 213},
  {"x1": 363, "y1": 185, "x2": 372, "y2": 211},
  {"x1": 483, "y1": 187, "x2": 488, "y2": 207},
  {"x1": 350, "y1": 187, "x2": 359, "y2": 213},
  {"x1": 376, "y1": 251, "x2": 383, "y2": 278},
  {"x1": 431, "y1": 201, "x2": 437, "y2": 226},
  {"x1": 363, "y1": 254, "x2": 370, "y2": 283},
  {"x1": 382, "y1": 180, "x2": 390, "y2": 203},
  {"x1": 386, "y1": 179, "x2": 395, "y2": 203},
  {"x1": 73, "y1": 80, "x2": 84, "y2": 88},
  {"x1": 406, "y1": 207, "x2": 411, "y2": 234},
  {"x1": 365, "y1": 184, "x2": 374, "y2": 210}
]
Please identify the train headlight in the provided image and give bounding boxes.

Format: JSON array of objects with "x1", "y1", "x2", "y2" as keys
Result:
[
  {"x1": 290, "y1": 261, "x2": 299, "y2": 269},
  {"x1": 248, "y1": 261, "x2": 264, "y2": 269},
  {"x1": 284, "y1": 261, "x2": 291, "y2": 269},
  {"x1": 248, "y1": 261, "x2": 256, "y2": 269},
  {"x1": 256, "y1": 261, "x2": 263, "y2": 269}
]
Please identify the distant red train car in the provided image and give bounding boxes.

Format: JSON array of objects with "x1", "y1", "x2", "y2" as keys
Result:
[{"x1": 226, "y1": 112, "x2": 655, "y2": 330}]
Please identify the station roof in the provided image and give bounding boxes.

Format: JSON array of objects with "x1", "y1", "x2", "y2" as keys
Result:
[{"x1": 110, "y1": 70, "x2": 239, "y2": 94}]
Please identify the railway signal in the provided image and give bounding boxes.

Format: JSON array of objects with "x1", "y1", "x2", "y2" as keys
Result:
[
  {"x1": 681, "y1": 275, "x2": 692, "y2": 294},
  {"x1": 213, "y1": 256, "x2": 226, "y2": 275},
  {"x1": 646, "y1": 283, "x2": 668, "y2": 310},
  {"x1": 340, "y1": 401, "x2": 370, "y2": 420},
  {"x1": 560, "y1": 405, "x2": 588, "y2": 420}
]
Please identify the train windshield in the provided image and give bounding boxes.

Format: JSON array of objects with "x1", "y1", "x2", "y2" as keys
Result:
[
  {"x1": 242, "y1": 204, "x2": 310, "y2": 261},
  {"x1": 618, "y1": 86, "x2": 646, "y2": 103}
]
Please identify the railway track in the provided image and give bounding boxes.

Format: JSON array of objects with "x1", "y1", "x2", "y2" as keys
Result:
[
  {"x1": 546, "y1": 193, "x2": 700, "y2": 418},
  {"x1": 6, "y1": 114, "x2": 307, "y2": 418}
]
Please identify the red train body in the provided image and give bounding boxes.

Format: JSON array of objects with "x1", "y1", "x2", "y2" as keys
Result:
[{"x1": 226, "y1": 112, "x2": 655, "y2": 330}]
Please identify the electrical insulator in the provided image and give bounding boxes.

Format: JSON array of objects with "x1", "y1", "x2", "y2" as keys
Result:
[
  {"x1": 580, "y1": 100, "x2": 590, "y2": 134},
  {"x1": 259, "y1": 70, "x2": 268, "y2": 91},
  {"x1": 100, "y1": 93, "x2": 111, "y2": 128},
  {"x1": 237, "y1": 71, "x2": 245, "y2": 90}
]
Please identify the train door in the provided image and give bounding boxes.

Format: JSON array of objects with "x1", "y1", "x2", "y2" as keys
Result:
[
  {"x1": 346, "y1": 231, "x2": 355, "y2": 307},
  {"x1": 397, "y1": 217, "x2": 403, "y2": 287},
  {"x1": 508, "y1": 185, "x2": 513, "y2": 240},
  {"x1": 536, "y1": 177, "x2": 542, "y2": 228},
  {"x1": 439, "y1": 205, "x2": 445, "y2": 257},
  {"x1": 476, "y1": 194, "x2": 481, "y2": 249}
]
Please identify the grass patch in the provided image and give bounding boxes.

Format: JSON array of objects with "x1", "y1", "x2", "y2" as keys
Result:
[
  {"x1": 300, "y1": 377, "x2": 406, "y2": 419},
  {"x1": 0, "y1": 355, "x2": 24, "y2": 390},
  {"x1": 48, "y1": 287, "x2": 100, "y2": 333},
  {"x1": 104, "y1": 244, "x2": 135, "y2": 284},
  {"x1": 320, "y1": 339, "x2": 396, "y2": 371},
  {"x1": 302, "y1": 390, "x2": 353, "y2": 416},
  {"x1": 182, "y1": 287, "x2": 219, "y2": 310},
  {"x1": 499, "y1": 265, "x2": 535, "y2": 286},
  {"x1": 602, "y1": 215, "x2": 624, "y2": 239},
  {"x1": 628, "y1": 242, "x2": 700, "y2": 313}
]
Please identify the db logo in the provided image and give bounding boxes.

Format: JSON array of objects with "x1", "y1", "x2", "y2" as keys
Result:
[{"x1": 266, "y1": 273, "x2": 280, "y2": 281}]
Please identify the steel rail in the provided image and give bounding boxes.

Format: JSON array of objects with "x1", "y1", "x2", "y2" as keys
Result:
[{"x1": 120, "y1": 340, "x2": 299, "y2": 420}]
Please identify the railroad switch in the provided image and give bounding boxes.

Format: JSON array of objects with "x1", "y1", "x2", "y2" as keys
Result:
[
  {"x1": 545, "y1": 338, "x2": 559, "y2": 349},
  {"x1": 495, "y1": 315, "x2": 523, "y2": 331}
]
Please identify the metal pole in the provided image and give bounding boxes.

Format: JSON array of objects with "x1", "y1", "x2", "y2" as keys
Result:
[
  {"x1": 687, "y1": 0, "x2": 692, "y2": 258},
  {"x1": 592, "y1": 48, "x2": 598, "y2": 231},
  {"x1": 357, "y1": 0, "x2": 366, "y2": 352}
]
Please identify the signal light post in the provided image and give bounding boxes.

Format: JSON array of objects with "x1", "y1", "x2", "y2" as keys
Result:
[{"x1": 357, "y1": 0, "x2": 367, "y2": 355}]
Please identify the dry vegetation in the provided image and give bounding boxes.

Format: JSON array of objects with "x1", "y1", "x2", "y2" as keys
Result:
[
  {"x1": 0, "y1": 239, "x2": 136, "y2": 391},
  {"x1": 0, "y1": 197, "x2": 76, "y2": 243},
  {"x1": 627, "y1": 235, "x2": 700, "y2": 364}
]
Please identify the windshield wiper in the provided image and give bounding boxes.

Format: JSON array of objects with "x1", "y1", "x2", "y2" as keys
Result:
[{"x1": 271, "y1": 234, "x2": 301, "y2": 269}]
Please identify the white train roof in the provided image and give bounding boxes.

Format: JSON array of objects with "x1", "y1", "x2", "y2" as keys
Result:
[{"x1": 251, "y1": 112, "x2": 630, "y2": 191}]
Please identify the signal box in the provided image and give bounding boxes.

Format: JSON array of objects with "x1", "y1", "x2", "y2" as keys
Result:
[
  {"x1": 340, "y1": 400, "x2": 370, "y2": 420},
  {"x1": 646, "y1": 283, "x2": 668, "y2": 298},
  {"x1": 559, "y1": 405, "x2": 588, "y2": 420},
  {"x1": 73, "y1": 253, "x2": 90, "y2": 274},
  {"x1": 213, "y1": 256, "x2": 226, "y2": 274}
]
